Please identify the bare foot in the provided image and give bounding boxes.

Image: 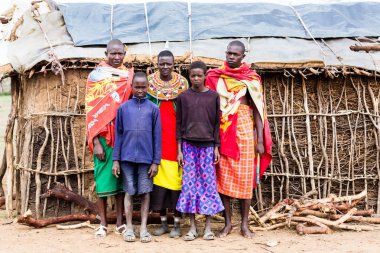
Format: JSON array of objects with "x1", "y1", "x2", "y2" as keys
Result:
[
  {"x1": 217, "y1": 225, "x2": 233, "y2": 238},
  {"x1": 240, "y1": 226, "x2": 254, "y2": 239}
]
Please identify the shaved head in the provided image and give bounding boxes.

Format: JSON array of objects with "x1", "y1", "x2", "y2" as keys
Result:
[
  {"x1": 106, "y1": 39, "x2": 124, "y2": 52},
  {"x1": 105, "y1": 39, "x2": 125, "y2": 68},
  {"x1": 227, "y1": 40, "x2": 245, "y2": 54}
]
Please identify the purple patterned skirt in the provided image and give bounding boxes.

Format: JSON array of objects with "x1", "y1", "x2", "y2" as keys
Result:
[{"x1": 176, "y1": 141, "x2": 224, "y2": 215}]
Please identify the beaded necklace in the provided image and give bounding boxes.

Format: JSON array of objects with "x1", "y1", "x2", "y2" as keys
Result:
[{"x1": 147, "y1": 71, "x2": 187, "y2": 101}]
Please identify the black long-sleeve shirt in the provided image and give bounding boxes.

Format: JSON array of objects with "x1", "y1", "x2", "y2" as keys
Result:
[{"x1": 176, "y1": 88, "x2": 220, "y2": 147}]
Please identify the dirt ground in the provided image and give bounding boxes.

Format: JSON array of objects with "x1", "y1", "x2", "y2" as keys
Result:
[
  {"x1": 0, "y1": 94, "x2": 379, "y2": 253},
  {"x1": 0, "y1": 219, "x2": 379, "y2": 253}
]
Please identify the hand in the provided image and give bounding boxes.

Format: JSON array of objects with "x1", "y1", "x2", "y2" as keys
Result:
[
  {"x1": 94, "y1": 141, "x2": 105, "y2": 161},
  {"x1": 213, "y1": 147, "x2": 220, "y2": 164},
  {"x1": 148, "y1": 164, "x2": 158, "y2": 178},
  {"x1": 177, "y1": 152, "x2": 184, "y2": 167},
  {"x1": 112, "y1": 161, "x2": 120, "y2": 178},
  {"x1": 256, "y1": 142, "x2": 264, "y2": 155}
]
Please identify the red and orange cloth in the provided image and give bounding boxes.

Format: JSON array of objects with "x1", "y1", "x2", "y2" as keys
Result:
[
  {"x1": 206, "y1": 61, "x2": 272, "y2": 188},
  {"x1": 85, "y1": 61, "x2": 133, "y2": 153}
]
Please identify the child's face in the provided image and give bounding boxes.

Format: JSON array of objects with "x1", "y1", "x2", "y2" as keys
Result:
[
  {"x1": 132, "y1": 77, "x2": 148, "y2": 98},
  {"x1": 189, "y1": 68, "x2": 206, "y2": 88}
]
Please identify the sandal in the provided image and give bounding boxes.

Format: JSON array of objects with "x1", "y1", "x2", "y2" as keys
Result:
[
  {"x1": 203, "y1": 230, "x2": 215, "y2": 240},
  {"x1": 140, "y1": 231, "x2": 152, "y2": 243},
  {"x1": 123, "y1": 229, "x2": 136, "y2": 242},
  {"x1": 152, "y1": 226, "x2": 169, "y2": 236},
  {"x1": 183, "y1": 230, "x2": 198, "y2": 241},
  {"x1": 115, "y1": 224, "x2": 127, "y2": 235},
  {"x1": 169, "y1": 227, "x2": 182, "y2": 238},
  {"x1": 94, "y1": 224, "x2": 107, "y2": 238}
]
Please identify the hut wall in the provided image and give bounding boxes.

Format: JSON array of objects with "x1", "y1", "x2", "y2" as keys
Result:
[
  {"x1": 262, "y1": 74, "x2": 380, "y2": 212},
  {"x1": 13, "y1": 69, "x2": 380, "y2": 216}
]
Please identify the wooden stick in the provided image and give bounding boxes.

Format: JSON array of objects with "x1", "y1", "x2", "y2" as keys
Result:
[
  {"x1": 302, "y1": 78, "x2": 316, "y2": 195},
  {"x1": 296, "y1": 223, "x2": 331, "y2": 235},
  {"x1": 332, "y1": 208, "x2": 357, "y2": 225},
  {"x1": 250, "y1": 222, "x2": 298, "y2": 231},
  {"x1": 306, "y1": 215, "x2": 374, "y2": 231},
  {"x1": 56, "y1": 221, "x2": 95, "y2": 230},
  {"x1": 17, "y1": 210, "x2": 173, "y2": 228},
  {"x1": 249, "y1": 206, "x2": 267, "y2": 227},
  {"x1": 41, "y1": 182, "x2": 98, "y2": 214},
  {"x1": 35, "y1": 117, "x2": 49, "y2": 219},
  {"x1": 350, "y1": 44, "x2": 380, "y2": 52},
  {"x1": 5, "y1": 77, "x2": 18, "y2": 217},
  {"x1": 259, "y1": 201, "x2": 287, "y2": 224}
]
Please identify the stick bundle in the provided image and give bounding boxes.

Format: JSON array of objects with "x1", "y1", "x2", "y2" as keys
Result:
[{"x1": 250, "y1": 190, "x2": 378, "y2": 235}]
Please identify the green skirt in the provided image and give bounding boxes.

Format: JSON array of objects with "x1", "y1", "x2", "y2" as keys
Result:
[{"x1": 94, "y1": 137, "x2": 123, "y2": 197}]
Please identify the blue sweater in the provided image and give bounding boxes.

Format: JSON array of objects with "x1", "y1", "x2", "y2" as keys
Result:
[{"x1": 112, "y1": 96, "x2": 162, "y2": 164}]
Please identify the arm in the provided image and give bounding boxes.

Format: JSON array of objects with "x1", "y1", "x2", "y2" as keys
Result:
[
  {"x1": 149, "y1": 106, "x2": 161, "y2": 178},
  {"x1": 176, "y1": 96, "x2": 184, "y2": 166},
  {"x1": 93, "y1": 136, "x2": 105, "y2": 161},
  {"x1": 213, "y1": 95, "x2": 221, "y2": 164},
  {"x1": 112, "y1": 107, "x2": 123, "y2": 177},
  {"x1": 252, "y1": 102, "x2": 264, "y2": 155},
  {"x1": 112, "y1": 107, "x2": 123, "y2": 162}
]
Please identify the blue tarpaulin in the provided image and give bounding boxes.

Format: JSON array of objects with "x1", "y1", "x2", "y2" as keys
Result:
[{"x1": 54, "y1": 2, "x2": 380, "y2": 46}]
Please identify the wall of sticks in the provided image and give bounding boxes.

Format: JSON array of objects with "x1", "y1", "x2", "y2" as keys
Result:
[{"x1": 3, "y1": 66, "x2": 380, "y2": 217}]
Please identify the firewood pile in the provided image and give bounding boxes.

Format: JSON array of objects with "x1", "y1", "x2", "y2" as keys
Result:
[{"x1": 249, "y1": 190, "x2": 380, "y2": 234}]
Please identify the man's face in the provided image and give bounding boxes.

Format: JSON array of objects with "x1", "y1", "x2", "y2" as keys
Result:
[
  {"x1": 157, "y1": 56, "x2": 174, "y2": 78},
  {"x1": 132, "y1": 77, "x2": 148, "y2": 99},
  {"x1": 225, "y1": 44, "x2": 245, "y2": 69},
  {"x1": 105, "y1": 44, "x2": 125, "y2": 68}
]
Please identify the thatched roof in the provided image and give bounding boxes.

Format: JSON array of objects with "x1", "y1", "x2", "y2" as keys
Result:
[{"x1": 2, "y1": 1, "x2": 380, "y2": 75}]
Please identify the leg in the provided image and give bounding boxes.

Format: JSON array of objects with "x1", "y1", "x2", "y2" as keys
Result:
[
  {"x1": 94, "y1": 197, "x2": 108, "y2": 238},
  {"x1": 240, "y1": 198, "x2": 254, "y2": 239},
  {"x1": 184, "y1": 214, "x2": 198, "y2": 241},
  {"x1": 218, "y1": 193, "x2": 233, "y2": 238},
  {"x1": 123, "y1": 193, "x2": 136, "y2": 242},
  {"x1": 140, "y1": 193, "x2": 152, "y2": 243},
  {"x1": 152, "y1": 209, "x2": 169, "y2": 236},
  {"x1": 97, "y1": 197, "x2": 108, "y2": 227},
  {"x1": 169, "y1": 210, "x2": 182, "y2": 238},
  {"x1": 203, "y1": 215, "x2": 215, "y2": 240},
  {"x1": 115, "y1": 193, "x2": 126, "y2": 234}
]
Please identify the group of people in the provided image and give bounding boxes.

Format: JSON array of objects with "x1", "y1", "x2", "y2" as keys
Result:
[{"x1": 85, "y1": 39, "x2": 272, "y2": 243}]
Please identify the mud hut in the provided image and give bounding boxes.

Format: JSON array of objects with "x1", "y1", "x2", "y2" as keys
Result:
[{"x1": 1, "y1": 1, "x2": 380, "y2": 218}]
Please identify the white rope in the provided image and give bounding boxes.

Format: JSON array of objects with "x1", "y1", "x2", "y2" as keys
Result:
[
  {"x1": 144, "y1": 2, "x2": 152, "y2": 59},
  {"x1": 321, "y1": 39, "x2": 344, "y2": 67},
  {"x1": 289, "y1": 4, "x2": 327, "y2": 62},
  {"x1": 187, "y1": 0, "x2": 193, "y2": 61},
  {"x1": 110, "y1": 3, "x2": 114, "y2": 40}
]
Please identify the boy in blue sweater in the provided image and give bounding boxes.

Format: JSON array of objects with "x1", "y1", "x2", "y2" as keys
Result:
[{"x1": 112, "y1": 72, "x2": 162, "y2": 243}]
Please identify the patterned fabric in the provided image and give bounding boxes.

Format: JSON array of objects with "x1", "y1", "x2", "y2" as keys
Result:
[
  {"x1": 147, "y1": 71, "x2": 188, "y2": 101},
  {"x1": 217, "y1": 105, "x2": 256, "y2": 199},
  {"x1": 176, "y1": 141, "x2": 224, "y2": 215},
  {"x1": 148, "y1": 71, "x2": 188, "y2": 191},
  {"x1": 94, "y1": 137, "x2": 123, "y2": 197},
  {"x1": 207, "y1": 61, "x2": 272, "y2": 186},
  {"x1": 85, "y1": 61, "x2": 133, "y2": 153}
]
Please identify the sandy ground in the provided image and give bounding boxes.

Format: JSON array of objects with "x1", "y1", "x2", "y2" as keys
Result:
[{"x1": 0, "y1": 219, "x2": 379, "y2": 253}]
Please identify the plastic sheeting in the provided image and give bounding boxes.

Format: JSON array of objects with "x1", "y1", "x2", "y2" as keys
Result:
[
  {"x1": 6, "y1": 9, "x2": 380, "y2": 73},
  {"x1": 58, "y1": 1, "x2": 380, "y2": 46}
]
